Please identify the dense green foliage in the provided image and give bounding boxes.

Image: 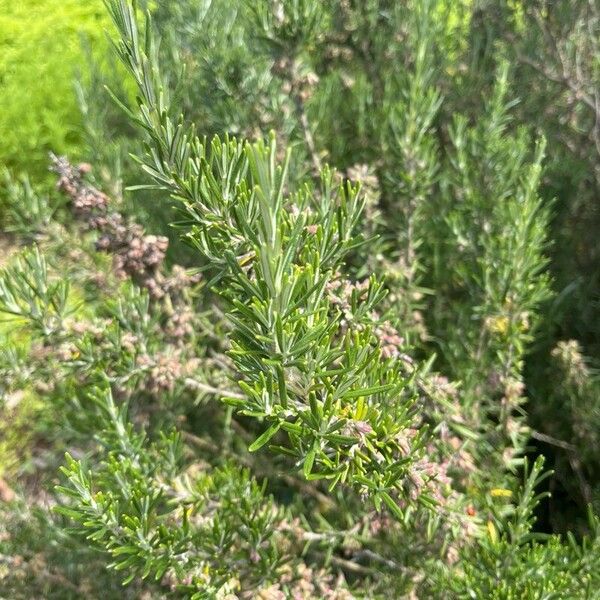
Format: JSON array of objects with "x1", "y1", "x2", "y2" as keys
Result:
[{"x1": 1, "y1": 0, "x2": 600, "y2": 598}]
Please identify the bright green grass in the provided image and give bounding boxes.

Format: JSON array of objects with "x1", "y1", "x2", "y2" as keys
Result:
[{"x1": 0, "y1": 0, "x2": 112, "y2": 178}]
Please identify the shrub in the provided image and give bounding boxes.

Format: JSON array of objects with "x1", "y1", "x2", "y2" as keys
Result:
[{"x1": 2, "y1": 0, "x2": 600, "y2": 598}]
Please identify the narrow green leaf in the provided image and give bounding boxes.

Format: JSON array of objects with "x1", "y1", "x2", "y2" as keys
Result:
[
  {"x1": 381, "y1": 491, "x2": 405, "y2": 521},
  {"x1": 304, "y1": 447, "x2": 316, "y2": 478},
  {"x1": 343, "y1": 384, "x2": 394, "y2": 400},
  {"x1": 249, "y1": 422, "x2": 281, "y2": 452}
]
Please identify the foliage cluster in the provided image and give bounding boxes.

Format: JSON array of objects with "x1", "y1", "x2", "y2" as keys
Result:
[{"x1": 1, "y1": 0, "x2": 600, "y2": 598}]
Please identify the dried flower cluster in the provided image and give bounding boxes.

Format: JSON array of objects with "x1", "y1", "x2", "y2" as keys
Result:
[{"x1": 52, "y1": 155, "x2": 201, "y2": 300}]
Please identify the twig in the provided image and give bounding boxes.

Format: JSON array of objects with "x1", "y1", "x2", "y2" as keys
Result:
[
  {"x1": 181, "y1": 430, "x2": 220, "y2": 452},
  {"x1": 229, "y1": 419, "x2": 337, "y2": 508},
  {"x1": 183, "y1": 422, "x2": 336, "y2": 509},
  {"x1": 184, "y1": 377, "x2": 244, "y2": 400},
  {"x1": 530, "y1": 431, "x2": 592, "y2": 506},
  {"x1": 328, "y1": 554, "x2": 374, "y2": 575},
  {"x1": 515, "y1": 52, "x2": 597, "y2": 115},
  {"x1": 530, "y1": 430, "x2": 576, "y2": 452},
  {"x1": 569, "y1": 455, "x2": 593, "y2": 506}
]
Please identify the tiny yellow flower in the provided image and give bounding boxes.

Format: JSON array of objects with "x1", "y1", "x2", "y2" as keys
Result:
[
  {"x1": 485, "y1": 315, "x2": 509, "y2": 335},
  {"x1": 487, "y1": 520, "x2": 498, "y2": 544}
]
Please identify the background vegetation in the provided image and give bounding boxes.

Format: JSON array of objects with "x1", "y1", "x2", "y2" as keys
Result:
[{"x1": 1, "y1": 0, "x2": 599, "y2": 598}]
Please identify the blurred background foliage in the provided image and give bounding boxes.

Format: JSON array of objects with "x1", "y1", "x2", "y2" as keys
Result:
[
  {"x1": 0, "y1": 0, "x2": 125, "y2": 179},
  {"x1": 1, "y1": 0, "x2": 600, "y2": 597}
]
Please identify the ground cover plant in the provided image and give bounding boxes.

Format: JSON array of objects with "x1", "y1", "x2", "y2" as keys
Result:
[{"x1": 1, "y1": 0, "x2": 600, "y2": 598}]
